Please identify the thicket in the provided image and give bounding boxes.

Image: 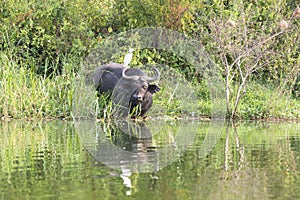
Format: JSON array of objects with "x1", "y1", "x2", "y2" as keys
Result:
[{"x1": 0, "y1": 0, "x2": 299, "y2": 120}]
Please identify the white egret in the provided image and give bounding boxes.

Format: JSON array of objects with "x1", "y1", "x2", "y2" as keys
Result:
[{"x1": 123, "y1": 48, "x2": 134, "y2": 67}]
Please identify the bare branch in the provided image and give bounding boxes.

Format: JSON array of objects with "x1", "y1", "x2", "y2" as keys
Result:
[{"x1": 229, "y1": 30, "x2": 286, "y2": 70}]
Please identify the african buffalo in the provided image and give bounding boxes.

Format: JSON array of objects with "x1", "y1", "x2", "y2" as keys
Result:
[{"x1": 91, "y1": 63, "x2": 160, "y2": 118}]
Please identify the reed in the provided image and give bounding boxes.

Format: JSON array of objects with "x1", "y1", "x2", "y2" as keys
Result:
[{"x1": 0, "y1": 53, "x2": 75, "y2": 119}]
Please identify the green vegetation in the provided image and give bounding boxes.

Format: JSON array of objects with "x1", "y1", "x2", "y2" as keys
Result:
[
  {"x1": 0, "y1": 53, "x2": 74, "y2": 119},
  {"x1": 0, "y1": 0, "x2": 299, "y2": 120}
]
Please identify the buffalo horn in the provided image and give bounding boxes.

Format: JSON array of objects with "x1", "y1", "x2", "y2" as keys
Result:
[
  {"x1": 122, "y1": 67, "x2": 160, "y2": 82},
  {"x1": 122, "y1": 67, "x2": 139, "y2": 80}
]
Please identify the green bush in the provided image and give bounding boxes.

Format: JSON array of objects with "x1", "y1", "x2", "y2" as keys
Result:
[
  {"x1": 239, "y1": 83, "x2": 300, "y2": 119},
  {"x1": 0, "y1": 0, "x2": 113, "y2": 74}
]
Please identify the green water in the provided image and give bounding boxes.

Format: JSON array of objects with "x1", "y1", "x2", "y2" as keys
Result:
[{"x1": 0, "y1": 120, "x2": 299, "y2": 200}]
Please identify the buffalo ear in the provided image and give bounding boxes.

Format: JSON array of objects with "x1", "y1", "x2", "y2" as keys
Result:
[{"x1": 148, "y1": 84, "x2": 161, "y2": 94}]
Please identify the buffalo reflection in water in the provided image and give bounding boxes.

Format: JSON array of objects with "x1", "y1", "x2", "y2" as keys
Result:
[{"x1": 80, "y1": 120, "x2": 159, "y2": 173}]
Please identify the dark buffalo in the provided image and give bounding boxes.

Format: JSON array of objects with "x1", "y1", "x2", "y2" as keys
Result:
[{"x1": 91, "y1": 63, "x2": 160, "y2": 118}]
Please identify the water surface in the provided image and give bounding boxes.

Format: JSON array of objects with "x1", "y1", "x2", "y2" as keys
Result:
[{"x1": 0, "y1": 120, "x2": 299, "y2": 199}]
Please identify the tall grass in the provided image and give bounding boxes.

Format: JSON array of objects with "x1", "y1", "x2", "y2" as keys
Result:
[
  {"x1": 0, "y1": 53, "x2": 75, "y2": 119},
  {"x1": 1, "y1": 52, "x2": 300, "y2": 120},
  {"x1": 1, "y1": 51, "x2": 300, "y2": 120}
]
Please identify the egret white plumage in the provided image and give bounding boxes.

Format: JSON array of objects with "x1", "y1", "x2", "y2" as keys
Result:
[{"x1": 123, "y1": 48, "x2": 134, "y2": 67}]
